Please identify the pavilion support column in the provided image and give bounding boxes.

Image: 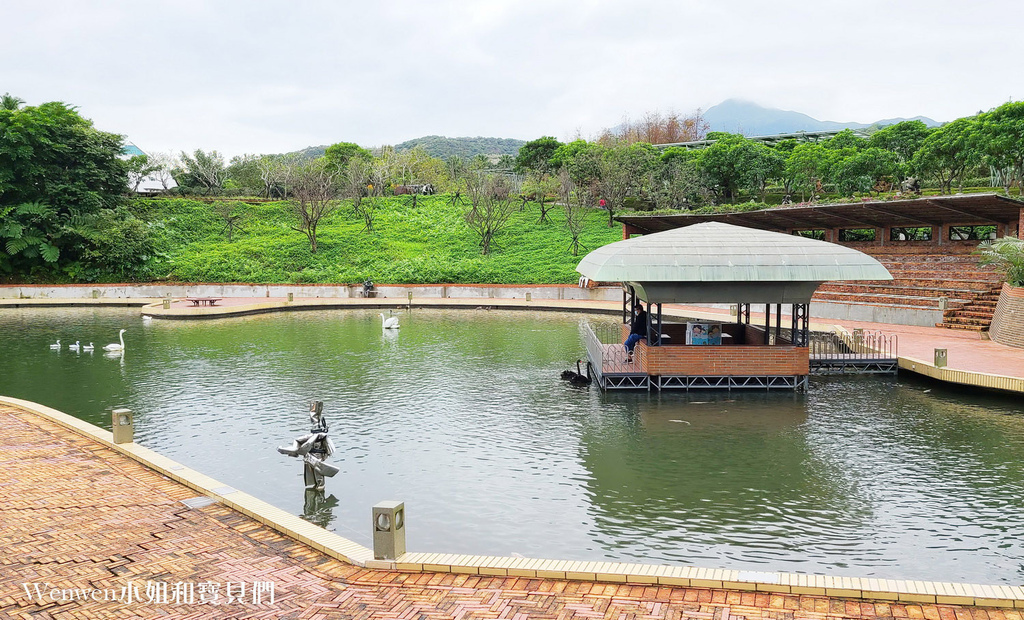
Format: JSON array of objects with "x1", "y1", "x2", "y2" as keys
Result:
[
  {"x1": 791, "y1": 303, "x2": 809, "y2": 347},
  {"x1": 741, "y1": 303, "x2": 751, "y2": 325},
  {"x1": 1018, "y1": 208, "x2": 1023, "y2": 239},
  {"x1": 764, "y1": 304, "x2": 771, "y2": 345},
  {"x1": 775, "y1": 304, "x2": 782, "y2": 342}
]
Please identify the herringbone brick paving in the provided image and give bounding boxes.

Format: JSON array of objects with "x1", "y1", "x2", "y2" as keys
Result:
[{"x1": 1, "y1": 404, "x2": 1018, "y2": 619}]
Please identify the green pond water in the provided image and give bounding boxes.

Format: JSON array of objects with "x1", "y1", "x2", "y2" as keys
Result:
[{"x1": 2, "y1": 306, "x2": 1023, "y2": 584}]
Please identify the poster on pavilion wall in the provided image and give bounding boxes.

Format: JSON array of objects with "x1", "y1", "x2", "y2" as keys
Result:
[{"x1": 686, "y1": 322, "x2": 722, "y2": 345}]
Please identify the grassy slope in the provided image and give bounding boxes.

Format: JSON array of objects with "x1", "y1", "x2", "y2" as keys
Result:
[{"x1": 143, "y1": 196, "x2": 623, "y2": 284}]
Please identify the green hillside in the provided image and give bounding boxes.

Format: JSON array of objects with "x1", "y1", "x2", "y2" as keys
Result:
[
  {"x1": 142, "y1": 195, "x2": 620, "y2": 284},
  {"x1": 394, "y1": 135, "x2": 526, "y2": 159}
]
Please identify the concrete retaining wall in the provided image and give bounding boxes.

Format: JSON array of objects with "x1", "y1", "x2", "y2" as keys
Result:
[
  {"x1": 0, "y1": 283, "x2": 622, "y2": 302},
  {"x1": 988, "y1": 283, "x2": 1024, "y2": 349},
  {"x1": 808, "y1": 301, "x2": 944, "y2": 327}
]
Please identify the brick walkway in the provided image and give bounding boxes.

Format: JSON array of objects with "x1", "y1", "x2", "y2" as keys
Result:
[{"x1": 1, "y1": 404, "x2": 1020, "y2": 619}]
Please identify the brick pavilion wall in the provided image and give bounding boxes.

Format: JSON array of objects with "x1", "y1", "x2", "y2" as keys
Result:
[
  {"x1": 638, "y1": 342, "x2": 809, "y2": 376},
  {"x1": 988, "y1": 283, "x2": 1024, "y2": 349}
]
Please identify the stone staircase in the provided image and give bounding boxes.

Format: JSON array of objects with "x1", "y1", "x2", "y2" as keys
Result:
[
  {"x1": 812, "y1": 244, "x2": 1006, "y2": 328},
  {"x1": 936, "y1": 285, "x2": 1004, "y2": 331}
]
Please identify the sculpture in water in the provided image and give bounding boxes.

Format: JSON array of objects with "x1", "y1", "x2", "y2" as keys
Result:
[{"x1": 277, "y1": 400, "x2": 340, "y2": 490}]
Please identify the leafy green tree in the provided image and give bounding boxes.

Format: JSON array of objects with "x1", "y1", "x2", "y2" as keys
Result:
[
  {"x1": 324, "y1": 141, "x2": 372, "y2": 172},
  {"x1": 178, "y1": 149, "x2": 226, "y2": 195},
  {"x1": 549, "y1": 139, "x2": 592, "y2": 172},
  {"x1": 598, "y1": 142, "x2": 657, "y2": 225},
  {"x1": 786, "y1": 143, "x2": 829, "y2": 201},
  {"x1": 125, "y1": 154, "x2": 159, "y2": 194},
  {"x1": 822, "y1": 129, "x2": 867, "y2": 151},
  {"x1": 0, "y1": 100, "x2": 126, "y2": 277},
  {"x1": 514, "y1": 136, "x2": 563, "y2": 174},
  {"x1": 980, "y1": 102, "x2": 1024, "y2": 195},
  {"x1": 911, "y1": 116, "x2": 982, "y2": 194},
  {"x1": 697, "y1": 134, "x2": 781, "y2": 202},
  {"x1": 651, "y1": 148, "x2": 706, "y2": 209},
  {"x1": 868, "y1": 120, "x2": 932, "y2": 164},
  {"x1": 831, "y1": 147, "x2": 900, "y2": 196},
  {"x1": 224, "y1": 154, "x2": 264, "y2": 195}
]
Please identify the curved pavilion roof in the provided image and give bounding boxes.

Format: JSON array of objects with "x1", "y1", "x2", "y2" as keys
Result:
[{"x1": 576, "y1": 222, "x2": 892, "y2": 304}]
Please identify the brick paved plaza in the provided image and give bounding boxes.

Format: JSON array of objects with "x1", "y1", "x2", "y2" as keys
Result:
[{"x1": 1, "y1": 402, "x2": 1021, "y2": 619}]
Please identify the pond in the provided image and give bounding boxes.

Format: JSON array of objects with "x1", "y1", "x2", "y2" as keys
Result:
[{"x1": 2, "y1": 307, "x2": 1024, "y2": 585}]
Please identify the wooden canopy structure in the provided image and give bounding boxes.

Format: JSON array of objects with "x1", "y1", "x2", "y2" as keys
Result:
[{"x1": 617, "y1": 193, "x2": 1024, "y2": 239}]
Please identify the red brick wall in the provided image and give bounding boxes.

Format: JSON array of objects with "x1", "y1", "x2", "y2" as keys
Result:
[
  {"x1": 623, "y1": 323, "x2": 809, "y2": 376},
  {"x1": 988, "y1": 283, "x2": 1024, "y2": 349},
  {"x1": 641, "y1": 343, "x2": 809, "y2": 376}
]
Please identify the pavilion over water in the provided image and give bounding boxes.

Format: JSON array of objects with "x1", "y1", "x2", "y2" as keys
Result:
[{"x1": 576, "y1": 222, "x2": 892, "y2": 390}]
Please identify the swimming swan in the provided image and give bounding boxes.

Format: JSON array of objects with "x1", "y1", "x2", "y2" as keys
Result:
[
  {"x1": 82, "y1": 342, "x2": 95, "y2": 351},
  {"x1": 103, "y1": 329, "x2": 127, "y2": 352},
  {"x1": 49, "y1": 339, "x2": 61, "y2": 350},
  {"x1": 68, "y1": 341, "x2": 81, "y2": 351},
  {"x1": 379, "y1": 313, "x2": 400, "y2": 330}
]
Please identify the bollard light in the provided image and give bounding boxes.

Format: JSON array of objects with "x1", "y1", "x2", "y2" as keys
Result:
[
  {"x1": 288, "y1": 292, "x2": 294, "y2": 302},
  {"x1": 934, "y1": 348, "x2": 948, "y2": 368},
  {"x1": 526, "y1": 292, "x2": 531, "y2": 302},
  {"x1": 938, "y1": 296, "x2": 948, "y2": 311},
  {"x1": 111, "y1": 408, "x2": 134, "y2": 444},
  {"x1": 162, "y1": 299, "x2": 171, "y2": 310},
  {"x1": 372, "y1": 500, "x2": 406, "y2": 560}
]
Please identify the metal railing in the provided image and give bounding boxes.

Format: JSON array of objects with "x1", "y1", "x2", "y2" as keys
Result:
[
  {"x1": 809, "y1": 329, "x2": 899, "y2": 374},
  {"x1": 582, "y1": 322, "x2": 643, "y2": 379}
]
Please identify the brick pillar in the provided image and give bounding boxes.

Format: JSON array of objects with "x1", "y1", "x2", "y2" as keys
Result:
[
  {"x1": 1017, "y1": 208, "x2": 1023, "y2": 239},
  {"x1": 623, "y1": 223, "x2": 642, "y2": 240},
  {"x1": 880, "y1": 227, "x2": 889, "y2": 246}
]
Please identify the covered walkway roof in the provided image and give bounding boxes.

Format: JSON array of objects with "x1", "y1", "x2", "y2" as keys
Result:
[
  {"x1": 576, "y1": 222, "x2": 891, "y2": 304},
  {"x1": 617, "y1": 193, "x2": 1024, "y2": 235}
]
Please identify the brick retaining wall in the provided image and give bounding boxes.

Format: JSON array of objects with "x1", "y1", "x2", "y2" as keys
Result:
[{"x1": 988, "y1": 283, "x2": 1024, "y2": 349}]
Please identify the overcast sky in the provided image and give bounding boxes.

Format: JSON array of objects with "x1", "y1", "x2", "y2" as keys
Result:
[{"x1": 4, "y1": 0, "x2": 1020, "y2": 158}]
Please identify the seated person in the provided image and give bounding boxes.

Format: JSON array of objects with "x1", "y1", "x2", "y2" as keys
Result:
[{"x1": 623, "y1": 303, "x2": 648, "y2": 361}]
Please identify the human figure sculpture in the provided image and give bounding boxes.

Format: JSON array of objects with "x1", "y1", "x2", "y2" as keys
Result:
[{"x1": 277, "y1": 400, "x2": 340, "y2": 490}]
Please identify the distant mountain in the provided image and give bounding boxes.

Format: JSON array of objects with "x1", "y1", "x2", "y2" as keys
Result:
[
  {"x1": 394, "y1": 135, "x2": 525, "y2": 159},
  {"x1": 703, "y1": 99, "x2": 940, "y2": 137}
]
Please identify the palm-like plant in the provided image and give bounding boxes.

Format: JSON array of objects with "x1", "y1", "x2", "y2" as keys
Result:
[
  {"x1": 1, "y1": 92, "x2": 24, "y2": 110},
  {"x1": 976, "y1": 236, "x2": 1024, "y2": 287}
]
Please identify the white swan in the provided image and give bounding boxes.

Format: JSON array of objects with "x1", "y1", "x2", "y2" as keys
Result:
[
  {"x1": 68, "y1": 341, "x2": 81, "y2": 351},
  {"x1": 379, "y1": 313, "x2": 400, "y2": 330},
  {"x1": 103, "y1": 329, "x2": 126, "y2": 352},
  {"x1": 82, "y1": 342, "x2": 95, "y2": 351},
  {"x1": 49, "y1": 339, "x2": 61, "y2": 350}
]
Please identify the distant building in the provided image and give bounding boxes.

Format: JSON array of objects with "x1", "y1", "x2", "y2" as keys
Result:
[{"x1": 121, "y1": 142, "x2": 177, "y2": 195}]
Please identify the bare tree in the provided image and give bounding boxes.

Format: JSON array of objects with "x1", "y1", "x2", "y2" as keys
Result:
[
  {"x1": 464, "y1": 173, "x2": 516, "y2": 255},
  {"x1": 560, "y1": 168, "x2": 588, "y2": 256},
  {"x1": 286, "y1": 159, "x2": 339, "y2": 254},
  {"x1": 213, "y1": 201, "x2": 246, "y2": 241},
  {"x1": 342, "y1": 157, "x2": 378, "y2": 232},
  {"x1": 598, "y1": 109, "x2": 709, "y2": 145},
  {"x1": 148, "y1": 152, "x2": 179, "y2": 191},
  {"x1": 256, "y1": 155, "x2": 287, "y2": 198}
]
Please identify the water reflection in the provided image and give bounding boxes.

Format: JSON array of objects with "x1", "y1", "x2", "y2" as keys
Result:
[
  {"x1": 1, "y1": 307, "x2": 1023, "y2": 583},
  {"x1": 302, "y1": 489, "x2": 340, "y2": 529}
]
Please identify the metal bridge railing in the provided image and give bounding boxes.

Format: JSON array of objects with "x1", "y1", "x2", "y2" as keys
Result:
[{"x1": 809, "y1": 329, "x2": 898, "y2": 360}]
